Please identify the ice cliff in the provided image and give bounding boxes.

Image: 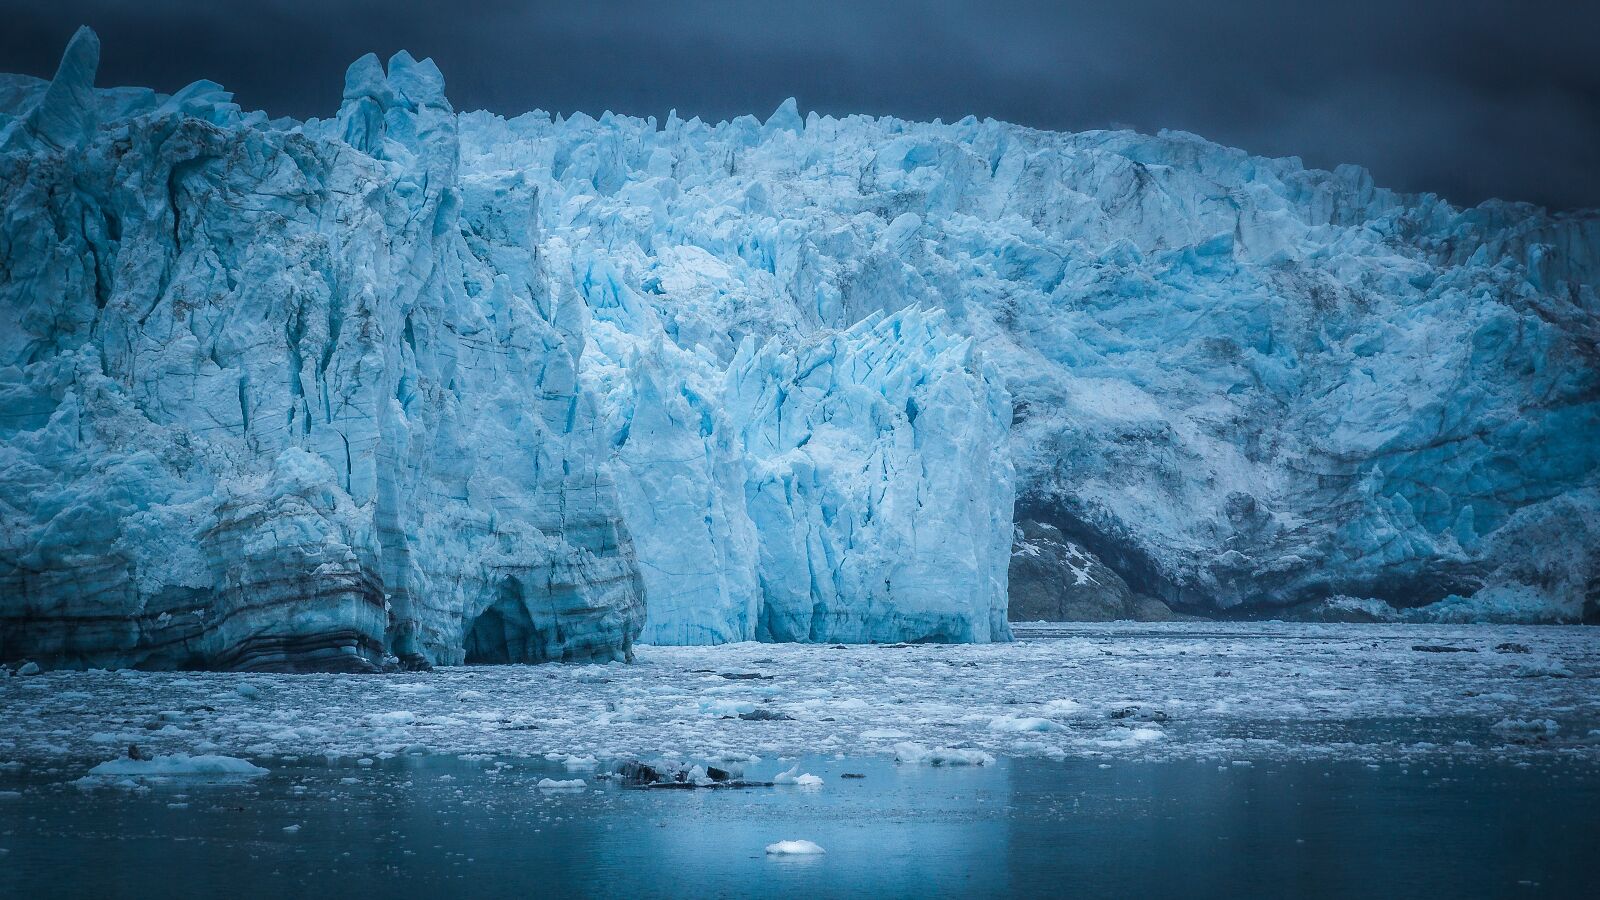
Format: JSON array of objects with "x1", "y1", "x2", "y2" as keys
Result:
[
  {"x1": 0, "y1": 31, "x2": 1012, "y2": 668},
  {"x1": 1, "y1": 29, "x2": 1596, "y2": 671},
  {"x1": 451, "y1": 89, "x2": 1600, "y2": 627},
  {"x1": 0, "y1": 31, "x2": 650, "y2": 669}
]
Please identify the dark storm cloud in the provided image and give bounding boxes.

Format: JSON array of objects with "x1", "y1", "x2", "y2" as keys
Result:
[{"x1": 2, "y1": 1, "x2": 1596, "y2": 209}]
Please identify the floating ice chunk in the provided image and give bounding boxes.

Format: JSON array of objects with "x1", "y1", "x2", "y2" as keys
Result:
[
  {"x1": 1491, "y1": 718, "x2": 1560, "y2": 743},
  {"x1": 1108, "y1": 705, "x2": 1171, "y2": 724},
  {"x1": 988, "y1": 716, "x2": 1062, "y2": 733},
  {"x1": 861, "y1": 728, "x2": 912, "y2": 740},
  {"x1": 1129, "y1": 727, "x2": 1165, "y2": 743},
  {"x1": 562, "y1": 754, "x2": 599, "y2": 771},
  {"x1": 892, "y1": 742, "x2": 994, "y2": 766},
  {"x1": 536, "y1": 778, "x2": 587, "y2": 790},
  {"x1": 1513, "y1": 657, "x2": 1574, "y2": 678},
  {"x1": 700, "y1": 699, "x2": 758, "y2": 717},
  {"x1": 1092, "y1": 726, "x2": 1166, "y2": 749},
  {"x1": 771, "y1": 765, "x2": 823, "y2": 786},
  {"x1": 766, "y1": 840, "x2": 826, "y2": 855},
  {"x1": 1041, "y1": 699, "x2": 1085, "y2": 716},
  {"x1": 86, "y1": 754, "x2": 268, "y2": 778},
  {"x1": 388, "y1": 683, "x2": 436, "y2": 695}
]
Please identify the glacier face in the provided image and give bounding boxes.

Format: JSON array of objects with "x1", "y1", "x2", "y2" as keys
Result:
[
  {"x1": 461, "y1": 96, "x2": 1596, "y2": 622},
  {"x1": 0, "y1": 31, "x2": 1014, "y2": 669},
  {"x1": 724, "y1": 307, "x2": 1014, "y2": 643},
  {"x1": 1, "y1": 28, "x2": 1597, "y2": 673},
  {"x1": 467, "y1": 100, "x2": 1596, "y2": 624},
  {"x1": 0, "y1": 31, "x2": 650, "y2": 669}
]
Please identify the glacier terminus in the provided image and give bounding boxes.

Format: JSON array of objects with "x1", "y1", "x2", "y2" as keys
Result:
[{"x1": 1, "y1": 28, "x2": 1596, "y2": 672}]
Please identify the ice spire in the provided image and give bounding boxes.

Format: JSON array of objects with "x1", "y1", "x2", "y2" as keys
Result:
[
  {"x1": 763, "y1": 97, "x2": 803, "y2": 135},
  {"x1": 24, "y1": 25, "x2": 100, "y2": 150}
]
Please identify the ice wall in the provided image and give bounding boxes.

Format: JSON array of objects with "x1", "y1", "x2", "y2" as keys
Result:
[
  {"x1": 726, "y1": 307, "x2": 1014, "y2": 643},
  {"x1": 0, "y1": 33, "x2": 646, "y2": 669},
  {"x1": 461, "y1": 98, "x2": 1597, "y2": 623},
  {"x1": 574, "y1": 265, "x2": 1012, "y2": 644},
  {"x1": 3, "y1": 23, "x2": 1596, "y2": 674},
  {"x1": 0, "y1": 31, "x2": 1015, "y2": 669}
]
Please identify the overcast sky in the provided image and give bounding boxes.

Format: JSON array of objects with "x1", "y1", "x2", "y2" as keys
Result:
[{"x1": 2, "y1": 1, "x2": 1596, "y2": 210}]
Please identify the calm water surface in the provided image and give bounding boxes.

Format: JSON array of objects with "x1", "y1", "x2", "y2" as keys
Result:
[{"x1": 2, "y1": 753, "x2": 1595, "y2": 899}]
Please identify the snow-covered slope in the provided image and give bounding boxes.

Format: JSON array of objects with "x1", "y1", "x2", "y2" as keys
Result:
[{"x1": 0, "y1": 29, "x2": 1595, "y2": 672}]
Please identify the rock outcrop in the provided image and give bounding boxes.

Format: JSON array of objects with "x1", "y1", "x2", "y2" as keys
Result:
[{"x1": 1008, "y1": 521, "x2": 1180, "y2": 622}]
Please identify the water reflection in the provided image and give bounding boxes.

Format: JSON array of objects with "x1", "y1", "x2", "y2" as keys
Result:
[{"x1": 1, "y1": 753, "x2": 1595, "y2": 898}]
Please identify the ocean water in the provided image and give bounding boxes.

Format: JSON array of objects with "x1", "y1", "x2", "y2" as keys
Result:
[{"x1": 2, "y1": 751, "x2": 1595, "y2": 899}]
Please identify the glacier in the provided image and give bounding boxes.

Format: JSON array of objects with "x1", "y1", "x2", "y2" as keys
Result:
[
  {"x1": 0, "y1": 31, "x2": 650, "y2": 670},
  {"x1": 1, "y1": 29, "x2": 1597, "y2": 671}
]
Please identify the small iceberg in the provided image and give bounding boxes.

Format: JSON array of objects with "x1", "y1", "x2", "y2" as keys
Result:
[
  {"x1": 85, "y1": 753, "x2": 268, "y2": 779},
  {"x1": 766, "y1": 840, "x2": 826, "y2": 855},
  {"x1": 773, "y1": 765, "x2": 822, "y2": 786},
  {"x1": 892, "y1": 742, "x2": 994, "y2": 766}
]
